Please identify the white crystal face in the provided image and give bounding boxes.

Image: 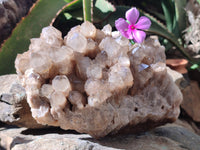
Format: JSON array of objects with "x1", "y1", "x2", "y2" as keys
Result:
[
  {"x1": 65, "y1": 32, "x2": 87, "y2": 54},
  {"x1": 86, "y1": 64, "x2": 102, "y2": 79},
  {"x1": 30, "y1": 52, "x2": 52, "y2": 77},
  {"x1": 68, "y1": 91, "x2": 86, "y2": 109},
  {"x1": 40, "y1": 26, "x2": 63, "y2": 47},
  {"x1": 52, "y1": 75, "x2": 71, "y2": 96},
  {"x1": 40, "y1": 84, "x2": 54, "y2": 99},
  {"x1": 50, "y1": 91, "x2": 67, "y2": 109},
  {"x1": 99, "y1": 37, "x2": 121, "y2": 59},
  {"x1": 76, "y1": 56, "x2": 92, "y2": 80},
  {"x1": 102, "y1": 24, "x2": 112, "y2": 36},
  {"x1": 80, "y1": 21, "x2": 97, "y2": 38}
]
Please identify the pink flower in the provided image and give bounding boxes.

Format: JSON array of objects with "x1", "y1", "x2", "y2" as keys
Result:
[{"x1": 115, "y1": 7, "x2": 151, "y2": 43}]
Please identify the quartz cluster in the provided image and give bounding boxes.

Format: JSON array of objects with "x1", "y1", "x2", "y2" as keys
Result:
[{"x1": 15, "y1": 21, "x2": 182, "y2": 138}]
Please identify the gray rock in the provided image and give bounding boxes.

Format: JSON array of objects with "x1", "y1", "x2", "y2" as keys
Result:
[
  {"x1": 0, "y1": 123, "x2": 200, "y2": 150},
  {"x1": 0, "y1": 74, "x2": 44, "y2": 128},
  {"x1": 0, "y1": 0, "x2": 36, "y2": 44},
  {"x1": 152, "y1": 126, "x2": 200, "y2": 150}
]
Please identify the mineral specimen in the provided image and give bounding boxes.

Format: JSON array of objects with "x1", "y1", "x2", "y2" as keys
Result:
[{"x1": 15, "y1": 21, "x2": 182, "y2": 138}]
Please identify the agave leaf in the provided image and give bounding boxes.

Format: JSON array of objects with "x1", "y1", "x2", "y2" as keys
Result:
[
  {"x1": 161, "y1": 0, "x2": 177, "y2": 34},
  {"x1": 62, "y1": 0, "x2": 82, "y2": 11},
  {"x1": 161, "y1": 0, "x2": 187, "y2": 38},
  {"x1": 174, "y1": 0, "x2": 187, "y2": 36},
  {"x1": 0, "y1": 0, "x2": 67, "y2": 75}
]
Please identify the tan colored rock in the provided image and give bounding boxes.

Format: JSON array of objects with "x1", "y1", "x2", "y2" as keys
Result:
[
  {"x1": 181, "y1": 81, "x2": 200, "y2": 122},
  {"x1": 167, "y1": 67, "x2": 200, "y2": 123},
  {"x1": 0, "y1": 74, "x2": 44, "y2": 128},
  {"x1": 15, "y1": 22, "x2": 182, "y2": 138}
]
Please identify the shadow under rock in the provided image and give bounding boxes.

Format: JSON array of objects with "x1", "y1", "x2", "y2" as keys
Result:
[
  {"x1": 152, "y1": 126, "x2": 200, "y2": 150},
  {"x1": 81, "y1": 132, "x2": 148, "y2": 150},
  {"x1": 0, "y1": 121, "x2": 6, "y2": 127},
  {"x1": 21, "y1": 127, "x2": 82, "y2": 136},
  {"x1": 0, "y1": 145, "x2": 6, "y2": 150},
  {"x1": 81, "y1": 125, "x2": 200, "y2": 150}
]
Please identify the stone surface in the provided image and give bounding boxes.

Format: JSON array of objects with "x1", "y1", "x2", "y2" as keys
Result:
[
  {"x1": 167, "y1": 66, "x2": 200, "y2": 123},
  {"x1": 0, "y1": 0, "x2": 36, "y2": 45},
  {"x1": 166, "y1": 67, "x2": 184, "y2": 86},
  {"x1": 0, "y1": 74, "x2": 44, "y2": 128},
  {"x1": 15, "y1": 21, "x2": 183, "y2": 138},
  {"x1": 0, "y1": 123, "x2": 200, "y2": 150},
  {"x1": 181, "y1": 81, "x2": 200, "y2": 122}
]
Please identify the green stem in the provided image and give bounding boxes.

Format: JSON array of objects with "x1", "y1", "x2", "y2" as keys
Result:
[{"x1": 82, "y1": 0, "x2": 93, "y2": 22}]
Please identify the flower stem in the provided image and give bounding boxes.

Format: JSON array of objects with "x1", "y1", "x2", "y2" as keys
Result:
[
  {"x1": 129, "y1": 40, "x2": 135, "y2": 45},
  {"x1": 82, "y1": 0, "x2": 93, "y2": 22}
]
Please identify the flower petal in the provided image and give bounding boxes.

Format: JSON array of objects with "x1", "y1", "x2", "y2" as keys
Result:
[
  {"x1": 134, "y1": 16, "x2": 151, "y2": 30},
  {"x1": 132, "y1": 30, "x2": 146, "y2": 43},
  {"x1": 125, "y1": 7, "x2": 139, "y2": 25},
  {"x1": 125, "y1": 30, "x2": 134, "y2": 40},
  {"x1": 115, "y1": 18, "x2": 129, "y2": 38}
]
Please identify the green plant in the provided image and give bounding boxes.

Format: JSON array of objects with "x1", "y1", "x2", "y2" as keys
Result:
[{"x1": 0, "y1": 0, "x2": 199, "y2": 75}]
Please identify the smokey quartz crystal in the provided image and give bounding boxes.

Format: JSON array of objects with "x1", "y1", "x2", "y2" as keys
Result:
[{"x1": 15, "y1": 21, "x2": 182, "y2": 138}]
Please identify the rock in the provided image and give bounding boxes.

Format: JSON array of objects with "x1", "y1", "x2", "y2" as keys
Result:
[
  {"x1": 0, "y1": 74, "x2": 18, "y2": 94},
  {"x1": 0, "y1": 74, "x2": 44, "y2": 128},
  {"x1": 167, "y1": 67, "x2": 200, "y2": 123},
  {"x1": 0, "y1": 0, "x2": 36, "y2": 45},
  {"x1": 15, "y1": 22, "x2": 183, "y2": 138},
  {"x1": 1, "y1": 124, "x2": 200, "y2": 150},
  {"x1": 167, "y1": 67, "x2": 184, "y2": 83},
  {"x1": 181, "y1": 81, "x2": 200, "y2": 122},
  {"x1": 166, "y1": 67, "x2": 191, "y2": 92},
  {"x1": 151, "y1": 125, "x2": 200, "y2": 150}
]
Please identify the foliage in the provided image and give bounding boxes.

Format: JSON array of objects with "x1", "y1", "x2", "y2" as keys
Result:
[
  {"x1": 0, "y1": 0, "x2": 199, "y2": 75},
  {"x1": 0, "y1": 0, "x2": 66, "y2": 74}
]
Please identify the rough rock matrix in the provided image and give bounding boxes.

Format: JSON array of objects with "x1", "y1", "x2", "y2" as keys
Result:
[{"x1": 15, "y1": 21, "x2": 182, "y2": 138}]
